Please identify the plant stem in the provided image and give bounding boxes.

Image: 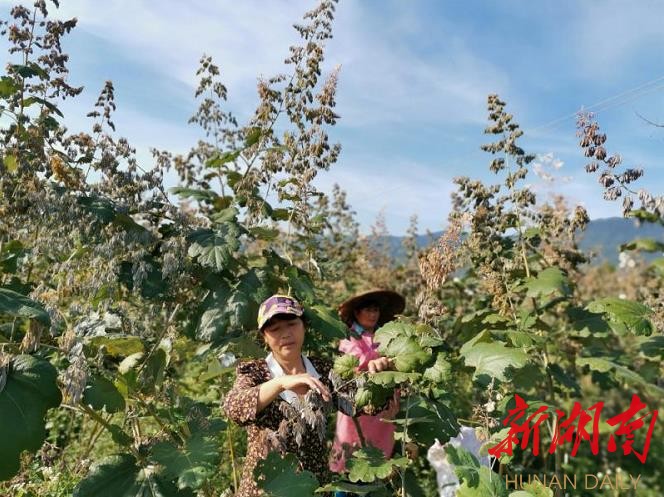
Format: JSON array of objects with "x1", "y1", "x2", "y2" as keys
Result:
[
  {"x1": 227, "y1": 422, "x2": 239, "y2": 491},
  {"x1": 351, "y1": 416, "x2": 367, "y2": 448}
]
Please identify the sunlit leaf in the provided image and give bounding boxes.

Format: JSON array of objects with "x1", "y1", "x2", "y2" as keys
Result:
[
  {"x1": 347, "y1": 446, "x2": 408, "y2": 483},
  {"x1": 0, "y1": 288, "x2": 50, "y2": 326},
  {"x1": 586, "y1": 298, "x2": 654, "y2": 336}
]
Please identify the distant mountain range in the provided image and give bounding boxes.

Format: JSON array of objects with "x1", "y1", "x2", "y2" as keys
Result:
[{"x1": 380, "y1": 217, "x2": 664, "y2": 265}]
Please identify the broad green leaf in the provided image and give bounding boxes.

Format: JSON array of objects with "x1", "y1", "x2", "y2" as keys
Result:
[
  {"x1": 459, "y1": 330, "x2": 493, "y2": 357},
  {"x1": 347, "y1": 446, "x2": 408, "y2": 483},
  {"x1": 333, "y1": 354, "x2": 359, "y2": 380},
  {"x1": 457, "y1": 466, "x2": 508, "y2": 497},
  {"x1": 377, "y1": 336, "x2": 430, "y2": 373},
  {"x1": 83, "y1": 374, "x2": 126, "y2": 413},
  {"x1": 187, "y1": 224, "x2": 242, "y2": 271},
  {"x1": 586, "y1": 298, "x2": 654, "y2": 336},
  {"x1": 374, "y1": 321, "x2": 418, "y2": 350},
  {"x1": 0, "y1": 355, "x2": 61, "y2": 481},
  {"x1": 303, "y1": 305, "x2": 346, "y2": 340},
  {"x1": 11, "y1": 63, "x2": 49, "y2": 80},
  {"x1": 0, "y1": 288, "x2": 50, "y2": 326},
  {"x1": 577, "y1": 356, "x2": 664, "y2": 398},
  {"x1": 566, "y1": 307, "x2": 610, "y2": 337},
  {"x1": 524, "y1": 267, "x2": 570, "y2": 298},
  {"x1": 627, "y1": 208, "x2": 664, "y2": 225},
  {"x1": 369, "y1": 370, "x2": 421, "y2": 386},
  {"x1": 394, "y1": 397, "x2": 459, "y2": 447},
  {"x1": 285, "y1": 266, "x2": 316, "y2": 304},
  {"x1": 445, "y1": 445, "x2": 480, "y2": 487},
  {"x1": 255, "y1": 452, "x2": 319, "y2": 497},
  {"x1": 22, "y1": 96, "x2": 63, "y2": 116},
  {"x1": 151, "y1": 433, "x2": 220, "y2": 490},
  {"x1": 461, "y1": 341, "x2": 528, "y2": 381},
  {"x1": 620, "y1": 238, "x2": 664, "y2": 252},
  {"x1": 640, "y1": 335, "x2": 664, "y2": 358},
  {"x1": 354, "y1": 383, "x2": 391, "y2": 411},
  {"x1": 73, "y1": 454, "x2": 194, "y2": 497},
  {"x1": 423, "y1": 353, "x2": 452, "y2": 383},
  {"x1": 503, "y1": 330, "x2": 539, "y2": 347}
]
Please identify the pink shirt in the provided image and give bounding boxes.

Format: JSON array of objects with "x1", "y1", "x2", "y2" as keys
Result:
[{"x1": 329, "y1": 328, "x2": 398, "y2": 473}]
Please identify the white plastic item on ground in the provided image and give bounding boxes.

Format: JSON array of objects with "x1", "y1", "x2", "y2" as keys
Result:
[{"x1": 426, "y1": 426, "x2": 491, "y2": 497}]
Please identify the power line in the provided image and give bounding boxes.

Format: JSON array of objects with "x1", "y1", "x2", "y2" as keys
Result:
[{"x1": 529, "y1": 75, "x2": 664, "y2": 134}]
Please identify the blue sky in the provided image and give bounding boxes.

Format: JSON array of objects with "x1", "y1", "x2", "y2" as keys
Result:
[{"x1": 2, "y1": 0, "x2": 664, "y2": 234}]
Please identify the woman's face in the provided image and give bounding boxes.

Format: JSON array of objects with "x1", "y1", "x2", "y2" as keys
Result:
[
  {"x1": 354, "y1": 304, "x2": 381, "y2": 331},
  {"x1": 262, "y1": 316, "x2": 305, "y2": 359}
]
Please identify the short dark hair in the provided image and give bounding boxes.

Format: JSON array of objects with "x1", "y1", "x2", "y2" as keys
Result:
[{"x1": 260, "y1": 313, "x2": 304, "y2": 332}]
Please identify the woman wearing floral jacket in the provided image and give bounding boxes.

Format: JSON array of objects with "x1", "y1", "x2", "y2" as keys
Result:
[{"x1": 224, "y1": 295, "x2": 335, "y2": 497}]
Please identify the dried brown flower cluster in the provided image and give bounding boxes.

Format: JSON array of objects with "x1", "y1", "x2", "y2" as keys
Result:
[
  {"x1": 418, "y1": 213, "x2": 468, "y2": 290},
  {"x1": 577, "y1": 112, "x2": 663, "y2": 219}
]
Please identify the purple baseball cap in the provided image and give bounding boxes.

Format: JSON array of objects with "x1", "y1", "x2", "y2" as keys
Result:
[{"x1": 257, "y1": 294, "x2": 304, "y2": 330}]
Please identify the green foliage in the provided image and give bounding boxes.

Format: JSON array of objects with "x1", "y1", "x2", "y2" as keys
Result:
[
  {"x1": 73, "y1": 454, "x2": 194, "y2": 497},
  {"x1": 255, "y1": 452, "x2": 319, "y2": 497},
  {"x1": 0, "y1": 355, "x2": 62, "y2": 480},
  {"x1": 0, "y1": 288, "x2": 51, "y2": 326},
  {"x1": 187, "y1": 224, "x2": 243, "y2": 272},
  {"x1": 334, "y1": 354, "x2": 359, "y2": 380},
  {"x1": 586, "y1": 297, "x2": 655, "y2": 336},
  {"x1": 524, "y1": 267, "x2": 570, "y2": 299},
  {"x1": 82, "y1": 374, "x2": 126, "y2": 413},
  {"x1": 620, "y1": 237, "x2": 664, "y2": 252},
  {"x1": 347, "y1": 447, "x2": 409, "y2": 483},
  {"x1": 444, "y1": 445, "x2": 481, "y2": 487},
  {"x1": 150, "y1": 433, "x2": 221, "y2": 490},
  {"x1": 456, "y1": 467, "x2": 507, "y2": 497},
  {"x1": 461, "y1": 340, "x2": 528, "y2": 382}
]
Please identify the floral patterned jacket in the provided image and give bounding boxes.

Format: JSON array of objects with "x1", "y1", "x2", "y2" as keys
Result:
[{"x1": 223, "y1": 357, "x2": 334, "y2": 497}]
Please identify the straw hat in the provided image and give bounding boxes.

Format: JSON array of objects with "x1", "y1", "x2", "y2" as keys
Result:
[{"x1": 338, "y1": 289, "x2": 405, "y2": 327}]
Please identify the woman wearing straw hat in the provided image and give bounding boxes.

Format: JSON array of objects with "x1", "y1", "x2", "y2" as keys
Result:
[
  {"x1": 329, "y1": 289, "x2": 406, "y2": 476},
  {"x1": 224, "y1": 294, "x2": 336, "y2": 497}
]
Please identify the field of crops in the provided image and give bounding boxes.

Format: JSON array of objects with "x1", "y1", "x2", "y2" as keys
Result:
[{"x1": 0, "y1": 2, "x2": 662, "y2": 497}]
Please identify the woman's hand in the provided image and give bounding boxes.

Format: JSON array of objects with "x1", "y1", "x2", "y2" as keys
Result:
[
  {"x1": 366, "y1": 356, "x2": 394, "y2": 373},
  {"x1": 279, "y1": 373, "x2": 331, "y2": 402}
]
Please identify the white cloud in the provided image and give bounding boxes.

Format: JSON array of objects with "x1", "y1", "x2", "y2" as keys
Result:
[
  {"x1": 314, "y1": 155, "x2": 457, "y2": 234},
  {"x1": 570, "y1": 0, "x2": 664, "y2": 77}
]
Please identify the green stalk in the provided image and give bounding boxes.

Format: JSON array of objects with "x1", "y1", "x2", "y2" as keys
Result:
[{"x1": 227, "y1": 422, "x2": 239, "y2": 491}]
